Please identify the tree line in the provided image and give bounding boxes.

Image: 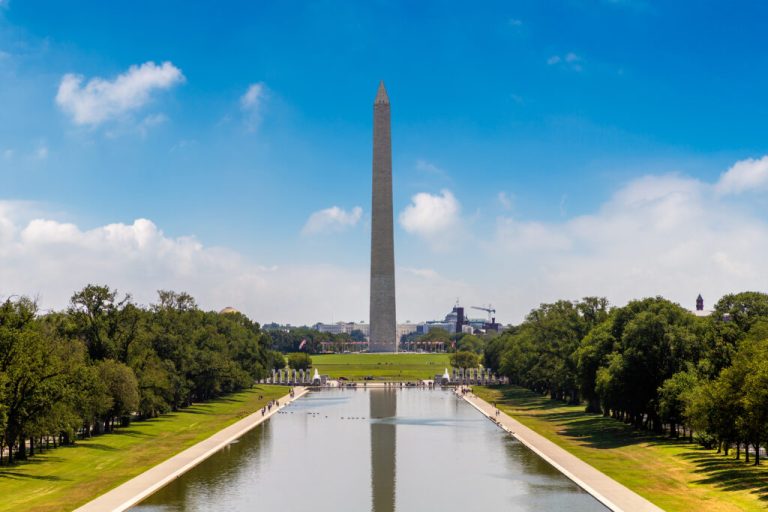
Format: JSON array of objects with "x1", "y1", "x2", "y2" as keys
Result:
[
  {"x1": 0, "y1": 285, "x2": 285, "y2": 465},
  {"x1": 483, "y1": 292, "x2": 768, "y2": 464}
]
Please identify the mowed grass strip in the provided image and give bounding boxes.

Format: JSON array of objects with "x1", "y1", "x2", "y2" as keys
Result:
[
  {"x1": 475, "y1": 386, "x2": 768, "y2": 512},
  {"x1": 312, "y1": 353, "x2": 450, "y2": 381},
  {"x1": 0, "y1": 385, "x2": 287, "y2": 512}
]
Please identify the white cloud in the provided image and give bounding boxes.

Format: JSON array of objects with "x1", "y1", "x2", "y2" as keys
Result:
[
  {"x1": 0, "y1": 203, "x2": 370, "y2": 324},
  {"x1": 490, "y1": 166, "x2": 768, "y2": 321},
  {"x1": 498, "y1": 191, "x2": 513, "y2": 210},
  {"x1": 240, "y1": 82, "x2": 267, "y2": 131},
  {"x1": 415, "y1": 159, "x2": 445, "y2": 175},
  {"x1": 2, "y1": 155, "x2": 768, "y2": 327},
  {"x1": 34, "y1": 145, "x2": 48, "y2": 160},
  {"x1": 56, "y1": 61, "x2": 184, "y2": 126},
  {"x1": 547, "y1": 52, "x2": 583, "y2": 72},
  {"x1": 0, "y1": 201, "x2": 476, "y2": 325},
  {"x1": 302, "y1": 206, "x2": 363, "y2": 235},
  {"x1": 399, "y1": 189, "x2": 460, "y2": 241},
  {"x1": 715, "y1": 155, "x2": 768, "y2": 195},
  {"x1": 241, "y1": 83, "x2": 265, "y2": 109},
  {"x1": 2, "y1": 149, "x2": 13, "y2": 159},
  {"x1": 508, "y1": 18, "x2": 523, "y2": 27}
]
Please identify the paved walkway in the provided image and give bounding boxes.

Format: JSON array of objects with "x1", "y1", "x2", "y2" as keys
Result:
[
  {"x1": 457, "y1": 388, "x2": 664, "y2": 512},
  {"x1": 75, "y1": 387, "x2": 308, "y2": 512}
]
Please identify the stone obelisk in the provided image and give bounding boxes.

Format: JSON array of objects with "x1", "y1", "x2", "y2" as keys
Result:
[{"x1": 369, "y1": 81, "x2": 397, "y2": 353}]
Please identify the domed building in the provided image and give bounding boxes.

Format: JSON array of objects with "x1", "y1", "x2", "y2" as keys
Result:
[{"x1": 219, "y1": 306, "x2": 240, "y2": 315}]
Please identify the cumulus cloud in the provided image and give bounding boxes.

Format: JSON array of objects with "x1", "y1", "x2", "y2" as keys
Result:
[
  {"x1": 715, "y1": 155, "x2": 768, "y2": 195},
  {"x1": 302, "y1": 206, "x2": 363, "y2": 235},
  {"x1": 55, "y1": 61, "x2": 184, "y2": 126},
  {"x1": 490, "y1": 167, "x2": 768, "y2": 320},
  {"x1": 240, "y1": 82, "x2": 267, "y2": 130},
  {"x1": 399, "y1": 190, "x2": 460, "y2": 242},
  {"x1": 0, "y1": 201, "x2": 477, "y2": 325},
  {"x1": 0, "y1": 203, "x2": 371, "y2": 324}
]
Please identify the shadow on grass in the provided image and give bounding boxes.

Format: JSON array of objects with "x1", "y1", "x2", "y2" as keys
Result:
[
  {"x1": 113, "y1": 429, "x2": 152, "y2": 438},
  {"x1": 0, "y1": 470, "x2": 64, "y2": 481},
  {"x1": 489, "y1": 386, "x2": 768, "y2": 500},
  {"x1": 78, "y1": 443, "x2": 119, "y2": 452},
  {"x1": 678, "y1": 449, "x2": 768, "y2": 501},
  {"x1": 541, "y1": 413, "x2": 658, "y2": 449},
  {"x1": 0, "y1": 457, "x2": 68, "y2": 481},
  {"x1": 491, "y1": 386, "x2": 675, "y2": 449}
]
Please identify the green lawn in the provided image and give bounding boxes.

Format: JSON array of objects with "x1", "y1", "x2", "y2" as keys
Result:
[
  {"x1": 475, "y1": 386, "x2": 768, "y2": 512},
  {"x1": 312, "y1": 353, "x2": 450, "y2": 381},
  {"x1": 0, "y1": 385, "x2": 287, "y2": 512}
]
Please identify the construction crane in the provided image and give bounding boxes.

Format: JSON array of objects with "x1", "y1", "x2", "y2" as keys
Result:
[{"x1": 471, "y1": 304, "x2": 496, "y2": 321}]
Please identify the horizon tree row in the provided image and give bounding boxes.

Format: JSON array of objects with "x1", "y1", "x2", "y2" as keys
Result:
[
  {"x1": 0, "y1": 285, "x2": 286, "y2": 465},
  {"x1": 483, "y1": 291, "x2": 768, "y2": 464}
]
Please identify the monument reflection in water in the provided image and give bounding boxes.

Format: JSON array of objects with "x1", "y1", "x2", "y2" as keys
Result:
[
  {"x1": 133, "y1": 389, "x2": 607, "y2": 512},
  {"x1": 370, "y1": 389, "x2": 396, "y2": 512}
]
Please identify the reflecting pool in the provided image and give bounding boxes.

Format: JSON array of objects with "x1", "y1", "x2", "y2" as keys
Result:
[{"x1": 133, "y1": 388, "x2": 607, "y2": 511}]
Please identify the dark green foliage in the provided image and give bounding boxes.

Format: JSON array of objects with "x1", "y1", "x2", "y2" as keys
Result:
[
  {"x1": 286, "y1": 352, "x2": 312, "y2": 370},
  {"x1": 490, "y1": 292, "x2": 768, "y2": 461},
  {"x1": 456, "y1": 334, "x2": 484, "y2": 354},
  {"x1": 450, "y1": 351, "x2": 479, "y2": 369},
  {"x1": 0, "y1": 285, "x2": 276, "y2": 465}
]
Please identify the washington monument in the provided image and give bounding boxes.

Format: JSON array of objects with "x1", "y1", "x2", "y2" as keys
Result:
[{"x1": 369, "y1": 81, "x2": 397, "y2": 353}]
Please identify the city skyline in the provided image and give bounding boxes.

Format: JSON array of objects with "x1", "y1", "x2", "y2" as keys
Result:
[{"x1": 1, "y1": 1, "x2": 768, "y2": 325}]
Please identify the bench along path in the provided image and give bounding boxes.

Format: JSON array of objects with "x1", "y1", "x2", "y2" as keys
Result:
[
  {"x1": 76, "y1": 386, "x2": 308, "y2": 512},
  {"x1": 458, "y1": 389, "x2": 664, "y2": 512}
]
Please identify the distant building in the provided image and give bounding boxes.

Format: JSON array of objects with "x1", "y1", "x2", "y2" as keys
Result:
[
  {"x1": 693, "y1": 294, "x2": 713, "y2": 317},
  {"x1": 416, "y1": 303, "x2": 501, "y2": 335},
  {"x1": 396, "y1": 323, "x2": 418, "y2": 340},
  {"x1": 314, "y1": 322, "x2": 369, "y2": 337}
]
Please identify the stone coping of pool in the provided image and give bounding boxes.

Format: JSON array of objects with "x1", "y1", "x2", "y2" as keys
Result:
[
  {"x1": 74, "y1": 387, "x2": 308, "y2": 512},
  {"x1": 457, "y1": 389, "x2": 664, "y2": 512}
]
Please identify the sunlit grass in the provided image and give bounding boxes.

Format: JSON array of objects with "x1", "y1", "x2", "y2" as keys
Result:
[
  {"x1": 0, "y1": 385, "x2": 287, "y2": 512},
  {"x1": 475, "y1": 386, "x2": 768, "y2": 512},
  {"x1": 311, "y1": 353, "x2": 450, "y2": 381}
]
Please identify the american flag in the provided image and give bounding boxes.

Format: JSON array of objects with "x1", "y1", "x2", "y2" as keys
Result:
[{"x1": 298, "y1": 339, "x2": 307, "y2": 350}]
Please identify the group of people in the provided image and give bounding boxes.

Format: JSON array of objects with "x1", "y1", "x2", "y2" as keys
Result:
[
  {"x1": 456, "y1": 385, "x2": 473, "y2": 396},
  {"x1": 261, "y1": 399, "x2": 280, "y2": 417}
]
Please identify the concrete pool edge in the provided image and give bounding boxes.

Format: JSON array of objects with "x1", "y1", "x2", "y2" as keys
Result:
[
  {"x1": 457, "y1": 389, "x2": 664, "y2": 512},
  {"x1": 74, "y1": 386, "x2": 308, "y2": 512}
]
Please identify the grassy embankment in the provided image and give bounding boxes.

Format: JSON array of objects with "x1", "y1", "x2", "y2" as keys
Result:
[
  {"x1": 0, "y1": 385, "x2": 287, "y2": 512},
  {"x1": 311, "y1": 353, "x2": 450, "y2": 381},
  {"x1": 475, "y1": 386, "x2": 768, "y2": 512}
]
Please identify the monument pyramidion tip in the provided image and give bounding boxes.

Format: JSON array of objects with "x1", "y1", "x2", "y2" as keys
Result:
[{"x1": 375, "y1": 81, "x2": 389, "y2": 105}]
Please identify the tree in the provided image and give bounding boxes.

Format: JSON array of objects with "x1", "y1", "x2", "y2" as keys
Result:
[
  {"x1": 585, "y1": 297, "x2": 699, "y2": 430},
  {"x1": 97, "y1": 360, "x2": 139, "y2": 431},
  {"x1": 287, "y1": 352, "x2": 312, "y2": 370},
  {"x1": 68, "y1": 284, "x2": 136, "y2": 362},
  {"x1": 658, "y1": 369, "x2": 699, "y2": 438},
  {"x1": 457, "y1": 334, "x2": 484, "y2": 354},
  {"x1": 450, "y1": 351, "x2": 479, "y2": 369},
  {"x1": 0, "y1": 298, "x2": 78, "y2": 461},
  {"x1": 576, "y1": 322, "x2": 615, "y2": 413}
]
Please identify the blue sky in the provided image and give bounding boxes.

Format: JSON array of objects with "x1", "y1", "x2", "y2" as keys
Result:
[{"x1": 1, "y1": 0, "x2": 768, "y2": 324}]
